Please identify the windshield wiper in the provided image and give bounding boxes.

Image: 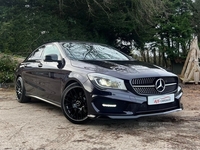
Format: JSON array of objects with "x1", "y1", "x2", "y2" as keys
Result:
[{"x1": 83, "y1": 45, "x2": 94, "y2": 59}]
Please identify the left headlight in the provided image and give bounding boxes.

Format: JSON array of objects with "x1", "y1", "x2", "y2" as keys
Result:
[{"x1": 88, "y1": 73, "x2": 127, "y2": 90}]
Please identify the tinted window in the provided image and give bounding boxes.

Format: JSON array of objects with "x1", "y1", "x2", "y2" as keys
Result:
[
  {"x1": 42, "y1": 44, "x2": 61, "y2": 60},
  {"x1": 27, "y1": 48, "x2": 43, "y2": 61},
  {"x1": 61, "y1": 42, "x2": 129, "y2": 60}
]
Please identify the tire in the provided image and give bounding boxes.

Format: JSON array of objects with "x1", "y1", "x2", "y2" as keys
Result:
[
  {"x1": 15, "y1": 77, "x2": 30, "y2": 103},
  {"x1": 61, "y1": 83, "x2": 89, "y2": 124}
]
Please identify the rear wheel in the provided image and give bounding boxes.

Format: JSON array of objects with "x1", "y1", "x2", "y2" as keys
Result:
[
  {"x1": 16, "y1": 77, "x2": 30, "y2": 103},
  {"x1": 61, "y1": 83, "x2": 89, "y2": 124}
]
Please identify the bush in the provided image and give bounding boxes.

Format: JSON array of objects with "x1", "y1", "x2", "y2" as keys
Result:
[{"x1": 0, "y1": 54, "x2": 18, "y2": 83}]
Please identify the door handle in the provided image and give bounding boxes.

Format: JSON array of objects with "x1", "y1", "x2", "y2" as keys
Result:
[
  {"x1": 36, "y1": 60, "x2": 43, "y2": 67},
  {"x1": 38, "y1": 63, "x2": 43, "y2": 67}
]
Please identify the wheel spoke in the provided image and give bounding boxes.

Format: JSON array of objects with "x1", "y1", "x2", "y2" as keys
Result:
[
  {"x1": 16, "y1": 81, "x2": 21, "y2": 88},
  {"x1": 68, "y1": 90, "x2": 75, "y2": 98},
  {"x1": 16, "y1": 80, "x2": 22, "y2": 99},
  {"x1": 72, "y1": 88, "x2": 79, "y2": 96}
]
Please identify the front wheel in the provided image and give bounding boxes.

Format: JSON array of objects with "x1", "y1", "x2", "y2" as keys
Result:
[{"x1": 61, "y1": 83, "x2": 89, "y2": 124}]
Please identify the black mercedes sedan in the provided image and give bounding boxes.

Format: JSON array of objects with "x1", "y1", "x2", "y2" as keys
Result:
[{"x1": 15, "y1": 41, "x2": 183, "y2": 124}]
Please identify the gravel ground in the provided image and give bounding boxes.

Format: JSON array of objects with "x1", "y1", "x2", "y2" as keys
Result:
[{"x1": 0, "y1": 84, "x2": 200, "y2": 150}]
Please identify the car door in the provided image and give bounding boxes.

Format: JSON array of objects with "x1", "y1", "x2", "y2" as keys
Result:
[
  {"x1": 22, "y1": 47, "x2": 44, "y2": 97},
  {"x1": 36, "y1": 44, "x2": 64, "y2": 104}
]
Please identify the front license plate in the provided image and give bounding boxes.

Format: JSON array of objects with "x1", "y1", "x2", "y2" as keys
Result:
[{"x1": 148, "y1": 94, "x2": 174, "y2": 105}]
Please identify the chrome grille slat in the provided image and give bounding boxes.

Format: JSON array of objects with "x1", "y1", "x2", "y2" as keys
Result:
[{"x1": 131, "y1": 77, "x2": 178, "y2": 95}]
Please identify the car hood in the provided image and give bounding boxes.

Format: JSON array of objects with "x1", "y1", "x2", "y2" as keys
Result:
[{"x1": 70, "y1": 60, "x2": 176, "y2": 79}]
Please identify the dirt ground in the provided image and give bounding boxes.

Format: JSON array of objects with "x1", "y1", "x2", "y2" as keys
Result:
[{"x1": 0, "y1": 84, "x2": 200, "y2": 150}]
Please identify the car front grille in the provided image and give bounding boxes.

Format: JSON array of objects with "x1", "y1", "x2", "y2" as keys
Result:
[{"x1": 131, "y1": 77, "x2": 178, "y2": 95}]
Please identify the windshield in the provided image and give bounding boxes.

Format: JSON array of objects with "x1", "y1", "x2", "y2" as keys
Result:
[{"x1": 61, "y1": 42, "x2": 129, "y2": 60}]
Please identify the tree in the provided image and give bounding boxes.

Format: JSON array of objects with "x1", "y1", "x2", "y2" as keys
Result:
[
  {"x1": 193, "y1": 0, "x2": 200, "y2": 41},
  {"x1": 152, "y1": 0, "x2": 194, "y2": 67},
  {"x1": 0, "y1": 0, "x2": 94, "y2": 55},
  {"x1": 0, "y1": 0, "x2": 196, "y2": 67},
  {"x1": 57, "y1": 0, "x2": 165, "y2": 54}
]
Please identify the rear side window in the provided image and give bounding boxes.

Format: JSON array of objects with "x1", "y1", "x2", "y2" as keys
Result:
[{"x1": 27, "y1": 47, "x2": 43, "y2": 61}]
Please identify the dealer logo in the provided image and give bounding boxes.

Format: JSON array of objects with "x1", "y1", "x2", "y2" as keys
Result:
[{"x1": 155, "y1": 78, "x2": 165, "y2": 92}]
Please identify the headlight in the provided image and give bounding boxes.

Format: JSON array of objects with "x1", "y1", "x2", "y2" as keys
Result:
[{"x1": 88, "y1": 73, "x2": 127, "y2": 90}]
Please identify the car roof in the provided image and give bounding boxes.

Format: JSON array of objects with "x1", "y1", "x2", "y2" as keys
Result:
[{"x1": 43, "y1": 41, "x2": 111, "y2": 47}]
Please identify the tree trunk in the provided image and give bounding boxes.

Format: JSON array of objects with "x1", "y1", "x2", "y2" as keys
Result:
[
  {"x1": 146, "y1": 49, "x2": 150, "y2": 63},
  {"x1": 159, "y1": 51, "x2": 161, "y2": 66},
  {"x1": 58, "y1": 0, "x2": 64, "y2": 15},
  {"x1": 153, "y1": 48, "x2": 157, "y2": 65},
  {"x1": 162, "y1": 52, "x2": 168, "y2": 68},
  {"x1": 140, "y1": 50, "x2": 146, "y2": 62}
]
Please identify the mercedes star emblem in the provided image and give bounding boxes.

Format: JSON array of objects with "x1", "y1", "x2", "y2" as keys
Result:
[{"x1": 155, "y1": 78, "x2": 165, "y2": 92}]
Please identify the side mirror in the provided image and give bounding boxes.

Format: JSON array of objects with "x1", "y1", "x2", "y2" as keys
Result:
[
  {"x1": 44, "y1": 54, "x2": 65, "y2": 69},
  {"x1": 44, "y1": 54, "x2": 58, "y2": 62}
]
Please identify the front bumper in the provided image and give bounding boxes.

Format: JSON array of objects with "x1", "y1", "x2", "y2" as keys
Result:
[
  {"x1": 85, "y1": 82, "x2": 183, "y2": 119},
  {"x1": 108, "y1": 108, "x2": 183, "y2": 119}
]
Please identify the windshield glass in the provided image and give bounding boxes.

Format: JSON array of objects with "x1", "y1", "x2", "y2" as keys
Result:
[{"x1": 61, "y1": 42, "x2": 129, "y2": 60}]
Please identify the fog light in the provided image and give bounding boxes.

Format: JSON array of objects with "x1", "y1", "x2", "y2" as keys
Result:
[
  {"x1": 88, "y1": 115, "x2": 96, "y2": 118},
  {"x1": 102, "y1": 104, "x2": 117, "y2": 107}
]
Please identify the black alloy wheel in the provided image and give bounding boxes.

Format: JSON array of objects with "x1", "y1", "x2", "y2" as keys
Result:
[
  {"x1": 16, "y1": 77, "x2": 30, "y2": 103},
  {"x1": 61, "y1": 83, "x2": 89, "y2": 124}
]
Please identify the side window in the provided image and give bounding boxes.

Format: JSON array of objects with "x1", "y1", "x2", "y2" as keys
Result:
[
  {"x1": 27, "y1": 47, "x2": 43, "y2": 61},
  {"x1": 42, "y1": 44, "x2": 61, "y2": 60}
]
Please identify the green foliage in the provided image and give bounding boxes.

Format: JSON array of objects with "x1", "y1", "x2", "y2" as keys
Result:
[
  {"x1": 0, "y1": 54, "x2": 18, "y2": 83},
  {"x1": 153, "y1": 0, "x2": 194, "y2": 63},
  {"x1": 0, "y1": 1, "x2": 96, "y2": 56},
  {"x1": 49, "y1": 0, "x2": 166, "y2": 54},
  {"x1": 0, "y1": 0, "x2": 197, "y2": 66}
]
